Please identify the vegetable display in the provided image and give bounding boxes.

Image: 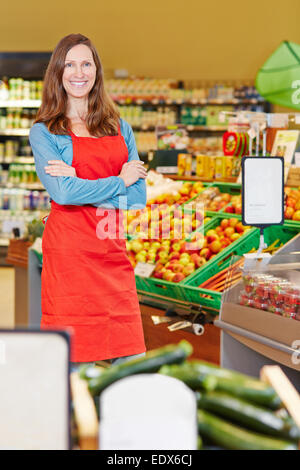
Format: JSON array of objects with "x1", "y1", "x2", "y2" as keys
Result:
[{"x1": 79, "y1": 341, "x2": 300, "y2": 450}]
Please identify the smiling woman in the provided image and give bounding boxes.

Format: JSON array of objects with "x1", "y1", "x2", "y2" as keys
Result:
[{"x1": 29, "y1": 33, "x2": 147, "y2": 364}]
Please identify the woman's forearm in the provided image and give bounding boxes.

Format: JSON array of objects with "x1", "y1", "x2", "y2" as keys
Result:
[{"x1": 30, "y1": 123, "x2": 127, "y2": 205}]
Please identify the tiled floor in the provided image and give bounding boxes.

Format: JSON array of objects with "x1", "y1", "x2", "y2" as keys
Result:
[{"x1": 0, "y1": 267, "x2": 15, "y2": 327}]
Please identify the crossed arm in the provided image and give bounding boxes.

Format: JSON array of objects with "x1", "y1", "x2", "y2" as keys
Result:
[{"x1": 29, "y1": 122, "x2": 147, "y2": 210}]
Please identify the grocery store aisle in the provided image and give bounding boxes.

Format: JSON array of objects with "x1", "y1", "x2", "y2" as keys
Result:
[{"x1": 0, "y1": 267, "x2": 15, "y2": 328}]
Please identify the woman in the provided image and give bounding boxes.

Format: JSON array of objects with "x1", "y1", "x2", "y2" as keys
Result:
[{"x1": 29, "y1": 33, "x2": 147, "y2": 364}]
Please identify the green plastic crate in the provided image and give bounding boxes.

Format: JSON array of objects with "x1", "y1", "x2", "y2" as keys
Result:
[
  {"x1": 182, "y1": 182, "x2": 241, "y2": 214},
  {"x1": 136, "y1": 275, "x2": 186, "y2": 301},
  {"x1": 182, "y1": 214, "x2": 258, "y2": 286},
  {"x1": 133, "y1": 216, "x2": 217, "y2": 301},
  {"x1": 284, "y1": 219, "x2": 300, "y2": 229},
  {"x1": 135, "y1": 275, "x2": 150, "y2": 292},
  {"x1": 212, "y1": 182, "x2": 241, "y2": 193},
  {"x1": 177, "y1": 286, "x2": 222, "y2": 311},
  {"x1": 181, "y1": 222, "x2": 300, "y2": 308}
]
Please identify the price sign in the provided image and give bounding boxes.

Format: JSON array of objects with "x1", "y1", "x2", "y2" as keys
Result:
[
  {"x1": 134, "y1": 262, "x2": 156, "y2": 278},
  {"x1": 242, "y1": 156, "x2": 284, "y2": 228}
]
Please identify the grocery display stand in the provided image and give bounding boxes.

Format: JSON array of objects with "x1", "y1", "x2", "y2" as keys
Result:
[{"x1": 215, "y1": 231, "x2": 300, "y2": 391}]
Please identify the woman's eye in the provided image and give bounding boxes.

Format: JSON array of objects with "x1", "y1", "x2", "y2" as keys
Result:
[
  {"x1": 65, "y1": 63, "x2": 73, "y2": 67},
  {"x1": 84, "y1": 62, "x2": 91, "y2": 67}
]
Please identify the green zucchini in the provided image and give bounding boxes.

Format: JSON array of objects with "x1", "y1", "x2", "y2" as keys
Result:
[
  {"x1": 189, "y1": 361, "x2": 281, "y2": 409},
  {"x1": 213, "y1": 376, "x2": 281, "y2": 409},
  {"x1": 88, "y1": 340, "x2": 193, "y2": 396},
  {"x1": 197, "y1": 410, "x2": 297, "y2": 450},
  {"x1": 196, "y1": 391, "x2": 300, "y2": 442},
  {"x1": 159, "y1": 364, "x2": 217, "y2": 391},
  {"x1": 159, "y1": 362, "x2": 280, "y2": 409}
]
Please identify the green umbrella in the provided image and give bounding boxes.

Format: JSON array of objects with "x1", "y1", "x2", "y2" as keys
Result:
[{"x1": 256, "y1": 40, "x2": 300, "y2": 110}]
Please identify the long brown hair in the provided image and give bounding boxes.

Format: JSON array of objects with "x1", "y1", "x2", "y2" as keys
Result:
[{"x1": 35, "y1": 33, "x2": 120, "y2": 136}]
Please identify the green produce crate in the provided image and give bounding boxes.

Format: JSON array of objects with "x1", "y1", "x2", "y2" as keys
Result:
[
  {"x1": 135, "y1": 274, "x2": 150, "y2": 292},
  {"x1": 182, "y1": 182, "x2": 241, "y2": 214},
  {"x1": 212, "y1": 182, "x2": 241, "y2": 192},
  {"x1": 283, "y1": 219, "x2": 300, "y2": 228},
  {"x1": 182, "y1": 214, "x2": 258, "y2": 286},
  {"x1": 177, "y1": 286, "x2": 222, "y2": 311},
  {"x1": 181, "y1": 222, "x2": 300, "y2": 308},
  {"x1": 260, "y1": 223, "x2": 300, "y2": 247},
  {"x1": 205, "y1": 210, "x2": 241, "y2": 220},
  {"x1": 134, "y1": 214, "x2": 252, "y2": 304},
  {"x1": 133, "y1": 216, "x2": 218, "y2": 301},
  {"x1": 136, "y1": 275, "x2": 187, "y2": 301}
]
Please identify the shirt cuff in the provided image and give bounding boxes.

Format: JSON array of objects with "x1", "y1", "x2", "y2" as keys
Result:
[{"x1": 117, "y1": 176, "x2": 127, "y2": 195}]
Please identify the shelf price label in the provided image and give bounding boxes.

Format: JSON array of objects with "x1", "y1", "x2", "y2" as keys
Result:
[{"x1": 134, "y1": 262, "x2": 156, "y2": 278}]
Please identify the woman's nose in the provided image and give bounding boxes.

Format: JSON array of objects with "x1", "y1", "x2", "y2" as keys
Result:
[{"x1": 74, "y1": 65, "x2": 85, "y2": 77}]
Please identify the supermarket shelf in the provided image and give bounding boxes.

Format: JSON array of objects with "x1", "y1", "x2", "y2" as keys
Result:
[
  {"x1": 0, "y1": 182, "x2": 44, "y2": 190},
  {"x1": 0, "y1": 157, "x2": 34, "y2": 164},
  {"x1": 0, "y1": 100, "x2": 41, "y2": 108},
  {"x1": 0, "y1": 98, "x2": 265, "y2": 109},
  {"x1": 132, "y1": 125, "x2": 227, "y2": 132},
  {"x1": 114, "y1": 98, "x2": 265, "y2": 106},
  {"x1": 186, "y1": 125, "x2": 227, "y2": 131},
  {"x1": 168, "y1": 175, "x2": 238, "y2": 183},
  {"x1": 0, "y1": 129, "x2": 30, "y2": 136}
]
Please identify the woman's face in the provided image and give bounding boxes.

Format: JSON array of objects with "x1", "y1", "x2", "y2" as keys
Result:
[{"x1": 62, "y1": 44, "x2": 97, "y2": 100}]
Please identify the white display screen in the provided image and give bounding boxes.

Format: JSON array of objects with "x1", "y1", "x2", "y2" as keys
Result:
[{"x1": 242, "y1": 157, "x2": 284, "y2": 227}]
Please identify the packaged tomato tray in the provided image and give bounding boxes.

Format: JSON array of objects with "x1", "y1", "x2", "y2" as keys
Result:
[{"x1": 239, "y1": 273, "x2": 300, "y2": 320}]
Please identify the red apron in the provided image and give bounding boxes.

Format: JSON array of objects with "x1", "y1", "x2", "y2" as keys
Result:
[{"x1": 40, "y1": 127, "x2": 146, "y2": 362}]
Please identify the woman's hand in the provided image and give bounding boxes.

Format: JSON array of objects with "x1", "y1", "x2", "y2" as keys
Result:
[
  {"x1": 119, "y1": 160, "x2": 147, "y2": 187},
  {"x1": 44, "y1": 160, "x2": 76, "y2": 177}
]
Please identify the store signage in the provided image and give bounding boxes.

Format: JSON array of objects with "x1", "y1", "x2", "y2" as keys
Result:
[
  {"x1": 242, "y1": 157, "x2": 284, "y2": 228},
  {"x1": 134, "y1": 262, "x2": 156, "y2": 278}
]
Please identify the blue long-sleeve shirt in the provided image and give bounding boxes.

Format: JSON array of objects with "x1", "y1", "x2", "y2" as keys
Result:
[{"x1": 29, "y1": 119, "x2": 147, "y2": 210}]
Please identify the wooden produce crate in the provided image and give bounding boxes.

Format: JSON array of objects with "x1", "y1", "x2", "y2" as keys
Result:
[{"x1": 6, "y1": 239, "x2": 32, "y2": 268}]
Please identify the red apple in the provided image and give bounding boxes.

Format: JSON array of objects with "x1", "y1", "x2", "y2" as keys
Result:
[
  {"x1": 209, "y1": 240, "x2": 222, "y2": 254},
  {"x1": 224, "y1": 227, "x2": 235, "y2": 238},
  {"x1": 235, "y1": 222, "x2": 245, "y2": 234},
  {"x1": 229, "y1": 218, "x2": 239, "y2": 228},
  {"x1": 169, "y1": 252, "x2": 180, "y2": 260},
  {"x1": 230, "y1": 233, "x2": 240, "y2": 242},
  {"x1": 220, "y1": 219, "x2": 229, "y2": 230},
  {"x1": 200, "y1": 248, "x2": 212, "y2": 260},
  {"x1": 173, "y1": 273, "x2": 185, "y2": 283}
]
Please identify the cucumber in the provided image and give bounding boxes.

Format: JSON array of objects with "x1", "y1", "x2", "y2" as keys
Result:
[
  {"x1": 88, "y1": 340, "x2": 193, "y2": 396},
  {"x1": 159, "y1": 362, "x2": 280, "y2": 409},
  {"x1": 196, "y1": 391, "x2": 300, "y2": 442},
  {"x1": 213, "y1": 376, "x2": 281, "y2": 409},
  {"x1": 159, "y1": 364, "x2": 217, "y2": 391},
  {"x1": 188, "y1": 361, "x2": 281, "y2": 409},
  {"x1": 197, "y1": 410, "x2": 297, "y2": 450}
]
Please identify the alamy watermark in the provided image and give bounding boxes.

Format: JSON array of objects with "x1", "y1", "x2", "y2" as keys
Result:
[
  {"x1": 95, "y1": 196, "x2": 205, "y2": 251},
  {"x1": 291, "y1": 80, "x2": 300, "y2": 105}
]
